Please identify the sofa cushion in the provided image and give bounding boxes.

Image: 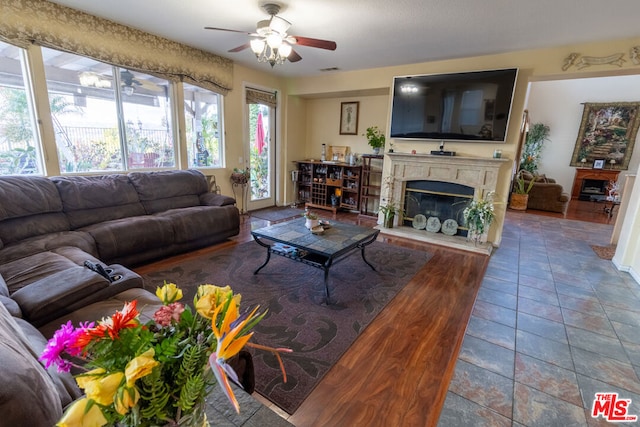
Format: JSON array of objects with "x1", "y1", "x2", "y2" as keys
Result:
[
  {"x1": 0, "y1": 250, "x2": 81, "y2": 293},
  {"x1": 0, "y1": 295, "x2": 21, "y2": 317},
  {"x1": 81, "y1": 215, "x2": 175, "y2": 261},
  {"x1": 0, "y1": 212, "x2": 71, "y2": 246},
  {"x1": 155, "y1": 205, "x2": 240, "y2": 243},
  {"x1": 0, "y1": 175, "x2": 62, "y2": 220},
  {"x1": 0, "y1": 303, "x2": 63, "y2": 426},
  {"x1": 0, "y1": 271, "x2": 8, "y2": 297},
  {"x1": 51, "y1": 174, "x2": 146, "y2": 229},
  {"x1": 0, "y1": 230, "x2": 97, "y2": 264},
  {"x1": 129, "y1": 169, "x2": 208, "y2": 214},
  {"x1": 11, "y1": 267, "x2": 109, "y2": 323}
]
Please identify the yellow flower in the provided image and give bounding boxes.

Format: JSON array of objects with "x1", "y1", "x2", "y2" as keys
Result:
[
  {"x1": 156, "y1": 282, "x2": 183, "y2": 304},
  {"x1": 195, "y1": 284, "x2": 241, "y2": 319},
  {"x1": 76, "y1": 368, "x2": 124, "y2": 406},
  {"x1": 57, "y1": 397, "x2": 107, "y2": 427},
  {"x1": 114, "y1": 385, "x2": 140, "y2": 415},
  {"x1": 124, "y1": 348, "x2": 159, "y2": 387}
]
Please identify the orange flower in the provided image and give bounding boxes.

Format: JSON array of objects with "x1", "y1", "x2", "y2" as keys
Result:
[{"x1": 101, "y1": 301, "x2": 140, "y2": 340}]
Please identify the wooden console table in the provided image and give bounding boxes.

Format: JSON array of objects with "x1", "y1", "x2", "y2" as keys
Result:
[{"x1": 571, "y1": 168, "x2": 620, "y2": 200}]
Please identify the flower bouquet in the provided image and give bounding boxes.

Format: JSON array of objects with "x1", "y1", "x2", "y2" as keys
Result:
[
  {"x1": 463, "y1": 192, "x2": 496, "y2": 244},
  {"x1": 40, "y1": 283, "x2": 290, "y2": 427}
]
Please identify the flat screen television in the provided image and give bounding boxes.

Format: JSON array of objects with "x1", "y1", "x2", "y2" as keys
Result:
[{"x1": 389, "y1": 68, "x2": 518, "y2": 142}]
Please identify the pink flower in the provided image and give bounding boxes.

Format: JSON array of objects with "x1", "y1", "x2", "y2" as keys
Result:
[
  {"x1": 153, "y1": 302, "x2": 185, "y2": 327},
  {"x1": 39, "y1": 321, "x2": 94, "y2": 372}
]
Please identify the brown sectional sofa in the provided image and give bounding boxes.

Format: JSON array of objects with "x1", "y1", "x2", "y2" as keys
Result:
[{"x1": 0, "y1": 169, "x2": 243, "y2": 426}]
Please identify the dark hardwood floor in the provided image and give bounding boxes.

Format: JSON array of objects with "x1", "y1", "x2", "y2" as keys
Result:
[{"x1": 133, "y1": 198, "x2": 614, "y2": 427}]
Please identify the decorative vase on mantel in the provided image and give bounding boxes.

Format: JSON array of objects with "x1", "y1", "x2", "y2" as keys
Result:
[{"x1": 467, "y1": 228, "x2": 488, "y2": 245}]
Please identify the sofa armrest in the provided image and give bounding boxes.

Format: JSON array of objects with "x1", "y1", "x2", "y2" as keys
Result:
[
  {"x1": 0, "y1": 295, "x2": 22, "y2": 317},
  {"x1": 11, "y1": 267, "x2": 108, "y2": 323},
  {"x1": 200, "y1": 193, "x2": 236, "y2": 206}
]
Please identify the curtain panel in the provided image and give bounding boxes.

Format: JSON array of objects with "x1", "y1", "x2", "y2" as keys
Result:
[
  {"x1": 0, "y1": 0, "x2": 233, "y2": 95},
  {"x1": 245, "y1": 88, "x2": 277, "y2": 107}
]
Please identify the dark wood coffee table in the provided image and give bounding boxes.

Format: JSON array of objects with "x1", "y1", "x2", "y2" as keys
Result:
[{"x1": 251, "y1": 218, "x2": 379, "y2": 304}]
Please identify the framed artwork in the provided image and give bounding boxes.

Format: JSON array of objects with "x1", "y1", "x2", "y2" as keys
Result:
[
  {"x1": 340, "y1": 101, "x2": 359, "y2": 135},
  {"x1": 569, "y1": 102, "x2": 640, "y2": 170}
]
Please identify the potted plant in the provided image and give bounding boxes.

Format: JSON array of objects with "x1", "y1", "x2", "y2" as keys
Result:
[
  {"x1": 364, "y1": 126, "x2": 385, "y2": 154},
  {"x1": 378, "y1": 202, "x2": 403, "y2": 228},
  {"x1": 230, "y1": 167, "x2": 250, "y2": 184},
  {"x1": 302, "y1": 208, "x2": 320, "y2": 229},
  {"x1": 509, "y1": 170, "x2": 535, "y2": 211},
  {"x1": 463, "y1": 192, "x2": 496, "y2": 244},
  {"x1": 519, "y1": 122, "x2": 550, "y2": 174}
]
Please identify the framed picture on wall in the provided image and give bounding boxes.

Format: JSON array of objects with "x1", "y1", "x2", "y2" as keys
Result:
[
  {"x1": 569, "y1": 101, "x2": 640, "y2": 170},
  {"x1": 340, "y1": 101, "x2": 359, "y2": 135}
]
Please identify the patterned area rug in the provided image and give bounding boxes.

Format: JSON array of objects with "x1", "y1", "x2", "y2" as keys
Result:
[
  {"x1": 250, "y1": 206, "x2": 304, "y2": 222},
  {"x1": 140, "y1": 240, "x2": 432, "y2": 414},
  {"x1": 591, "y1": 245, "x2": 616, "y2": 260}
]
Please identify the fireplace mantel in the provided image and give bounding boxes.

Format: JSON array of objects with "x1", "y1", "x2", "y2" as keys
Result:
[{"x1": 379, "y1": 153, "x2": 509, "y2": 255}]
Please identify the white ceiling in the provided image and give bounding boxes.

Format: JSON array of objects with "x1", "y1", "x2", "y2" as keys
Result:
[{"x1": 48, "y1": 0, "x2": 640, "y2": 78}]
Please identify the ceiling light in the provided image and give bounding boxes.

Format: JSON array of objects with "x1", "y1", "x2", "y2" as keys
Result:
[
  {"x1": 400, "y1": 84, "x2": 419, "y2": 94},
  {"x1": 123, "y1": 85, "x2": 135, "y2": 96},
  {"x1": 251, "y1": 36, "x2": 291, "y2": 67}
]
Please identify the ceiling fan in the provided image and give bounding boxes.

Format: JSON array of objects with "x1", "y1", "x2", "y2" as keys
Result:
[
  {"x1": 78, "y1": 70, "x2": 163, "y2": 95},
  {"x1": 205, "y1": 3, "x2": 337, "y2": 67}
]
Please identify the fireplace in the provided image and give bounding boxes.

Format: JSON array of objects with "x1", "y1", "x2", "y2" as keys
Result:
[
  {"x1": 403, "y1": 180, "x2": 474, "y2": 238},
  {"x1": 380, "y1": 153, "x2": 508, "y2": 254}
]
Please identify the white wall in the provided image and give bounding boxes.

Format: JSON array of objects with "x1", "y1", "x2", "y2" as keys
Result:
[{"x1": 526, "y1": 75, "x2": 640, "y2": 193}]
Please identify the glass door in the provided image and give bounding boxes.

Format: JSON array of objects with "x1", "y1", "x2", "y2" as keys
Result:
[{"x1": 246, "y1": 89, "x2": 276, "y2": 211}]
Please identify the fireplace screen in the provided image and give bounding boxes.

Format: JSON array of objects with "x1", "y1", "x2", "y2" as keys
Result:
[{"x1": 403, "y1": 181, "x2": 474, "y2": 237}]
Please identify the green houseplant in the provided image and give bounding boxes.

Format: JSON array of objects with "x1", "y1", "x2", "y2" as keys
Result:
[
  {"x1": 378, "y1": 202, "x2": 403, "y2": 228},
  {"x1": 509, "y1": 170, "x2": 535, "y2": 210},
  {"x1": 364, "y1": 126, "x2": 385, "y2": 154},
  {"x1": 520, "y1": 122, "x2": 550, "y2": 174},
  {"x1": 463, "y1": 192, "x2": 495, "y2": 243}
]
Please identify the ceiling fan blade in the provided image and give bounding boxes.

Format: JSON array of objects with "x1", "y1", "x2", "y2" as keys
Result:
[
  {"x1": 290, "y1": 35, "x2": 337, "y2": 51},
  {"x1": 228, "y1": 43, "x2": 250, "y2": 53},
  {"x1": 288, "y1": 49, "x2": 302, "y2": 63}
]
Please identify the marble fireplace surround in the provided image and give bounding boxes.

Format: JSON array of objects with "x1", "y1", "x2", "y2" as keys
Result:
[{"x1": 379, "y1": 152, "x2": 509, "y2": 255}]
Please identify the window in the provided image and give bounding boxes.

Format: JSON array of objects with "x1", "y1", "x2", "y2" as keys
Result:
[
  {"x1": 184, "y1": 83, "x2": 223, "y2": 168},
  {"x1": 41, "y1": 47, "x2": 174, "y2": 172},
  {"x1": 0, "y1": 41, "x2": 224, "y2": 177},
  {"x1": 0, "y1": 40, "x2": 43, "y2": 175}
]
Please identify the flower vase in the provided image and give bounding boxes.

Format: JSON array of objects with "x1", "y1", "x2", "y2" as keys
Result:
[
  {"x1": 305, "y1": 218, "x2": 320, "y2": 229},
  {"x1": 372, "y1": 147, "x2": 381, "y2": 155},
  {"x1": 467, "y1": 229, "x2": 488, "y2": 245}
]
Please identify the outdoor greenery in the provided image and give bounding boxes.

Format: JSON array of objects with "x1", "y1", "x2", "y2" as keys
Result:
[{"x1": 519, "y1": 122, "x2": 550, "y2": 174}]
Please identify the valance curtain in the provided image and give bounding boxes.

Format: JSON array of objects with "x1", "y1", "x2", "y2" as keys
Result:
[
  {"x1": 0, "y1": 0, "x2": 233, "y2": 95},
  {"x1": 246, "y1": 88, "x2": 277, "y2": 108}
]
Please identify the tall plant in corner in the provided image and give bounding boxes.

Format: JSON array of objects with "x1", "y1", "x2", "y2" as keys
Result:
[{"x1": 519, "y1": 122, "x2": 550, "y2": 174}]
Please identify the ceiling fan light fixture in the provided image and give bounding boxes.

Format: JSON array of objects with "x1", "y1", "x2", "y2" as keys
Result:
[
  {"x1": 123, "y1": 85, "x2": 135, "y2": 96},
  {"x1": 250, "y1": 38, "x2": 265, "y2": 55},
  {"x1": 266, "y1": 33, "x2": 282, "y2": 49},
  {"x1": 279, "y1": 42, "x2": 292, "y2": 58}
]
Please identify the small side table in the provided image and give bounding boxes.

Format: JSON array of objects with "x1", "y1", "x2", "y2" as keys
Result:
[{"x1": 589, "y1": 195, "x2": 620, "y2": 218}]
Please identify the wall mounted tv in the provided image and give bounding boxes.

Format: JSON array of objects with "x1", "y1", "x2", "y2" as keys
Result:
[{"x1": 389, "y1": 68, "x2": 518, "y2": 142}]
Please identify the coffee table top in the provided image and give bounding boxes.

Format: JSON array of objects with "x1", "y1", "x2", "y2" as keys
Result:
[{"x1": 251, "y1": 218, "x2": 379, "y2": 257}]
